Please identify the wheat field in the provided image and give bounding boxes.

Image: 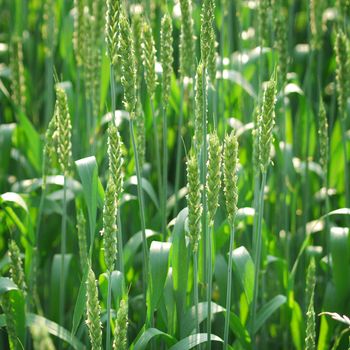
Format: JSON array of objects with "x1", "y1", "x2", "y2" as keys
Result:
[{"x1": 0, "y1": 0, "x2": 350, "y2": 349}]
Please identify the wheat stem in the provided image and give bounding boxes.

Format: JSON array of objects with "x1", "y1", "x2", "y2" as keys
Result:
[
  {"x1": 174, "y1": 82, "x2": 185, "y2": 216},
  {"x1": 106, "y1": 271, "x2": 112, "y2": 350},
  {"x1": 150, "y1": 99, "x2": 162, "y2": 216},
  {"x1": 162, "y1": 106, "x2": 168, "y2": 239},
  {"x1": 129, "y1": 118, "x2": 149, "y2": 296},
  {"x1": 59, "y1": 175, "x2": 67, "y2": 331},
  {"x1": 251, "y1": 171, "x2": 267, "y2": 340},
  {"x1": 224, "y1": 224, "x2": 235, "y2": 349}
]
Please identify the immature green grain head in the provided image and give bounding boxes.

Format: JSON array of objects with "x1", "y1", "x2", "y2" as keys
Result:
[
  {"x1": 131, "y1": 9, "x2": 143, "y2": 86},
  {"x1": 10, "y1": 37, "x2": 26, "y2": 111},
  {"x1": 207, "y1": 133, "x2": 222, "y2": 225},
  {"x1": 108, "y1": 123, "x2": 124, "y2": 200},
  {"x1": 76, "y1": 208, "x2": 88, "y2": 271},
  {"x1": 200, "y1": 0, "x2": 215, "y2": 69},
  {"x1": 92, "y1": 0, "x2": 105, "y2": 43},
  {"x1": 194, "y1": 63, "x2": 204, "y2": 154},
  {"x1": 86, "y1": 266, "x2": 102, "y2": 350},
  {"x1": 252, "y1": 104, "x2": 261, "y2": 177},
  {"x1": 318, "y1": 98, "x2": 329, "y2": 178},
  {"x1": 2, "y1": 293, "x2": 21, "y2": 350},
  {"x1": 186, "y1": 151, "x2": 202, "y2": 253},
  {"x1": 113, "y1": 297, "x2": 128, "y2": 350},
  {"x1": 8, "y1": 240, "x2": 27, "y2": 292},
  {"x1": 54, "y1": 86, "x2": 73, "y2": 175},
  {"x1": 274, "y1": 10, "x2": 288, "y2": 85},
  {"x1": 161, "y1": 12, "x2": 173, "y2": 106},
  {"x1": 258, "y1": 73, "x2": 277, "y2": 173},
  {"x1": 335, "y1": 29, "x2": 349, "y2": 119},
  {"x1": 305, "y1": 258, "x2": 316, "y2": 350},
  {"x1": 73, "y1": 0, "x2": 86, "y2": 66},
  {"x1": 119, "y1": 14, "x2": 137, "y2": 117},
  {"x1": 135, "y1": 100, "x2": 146, "y2": 169},
  {"x1": 31, "y1": 318, "x2": 55, "y2": 350},
  {"x1": 310, "y1": 0, "x2": 324, "y2": 50},
  {"x1": 42, "y1": 0, "x2": 56, "y2": 56},
  {"x1": 82, "y1": 10, "x2": 95, "y2": 99},
  {"x1": 43, "y1": 113, "x2": 58, "y2": 187},
  {"x1": 258, "y1": 0, "x2": 269, "y2": 47},
  {"x1": 105, "y1": 0, "x2": 121, "y2": 65},
  {"x1": 179, "y1": 0, "x2": 195, "y2": 78},
  {"x1": 142, "y1": 19, "x2": 157, "y2": 99},
  {"x1": 207, "y1": 26, "x2": 217, "y2": 85},
  {"x1": 224, "y1": 130, "x2": 239, "y2": 224},
  {"x1": 102, "y1": 177, "x2": 117, "y2": 272}
]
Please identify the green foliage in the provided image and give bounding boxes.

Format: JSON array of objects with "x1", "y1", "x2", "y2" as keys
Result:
[{"x1": 2, "y1": 1, "x2": 350, "y2": 349}]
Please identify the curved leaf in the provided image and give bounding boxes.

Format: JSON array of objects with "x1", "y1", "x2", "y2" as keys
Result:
[
  {"x1": 27, "y1": 313, "x2": 84, "y2": 350},
  {"x1": 125, "y1": 175, "x2": 159, "y2": 209},
  {"x1": 76, "y1": 156, "x2": 98, "y2": 246},
  {"x1": 181, "y1": 302, "x2": 225, "y2": 337},
  {"x1": 169, "y1": 333, "x2": 223, "y2": 350},
  {"x1": 133, "y1": 328, "x2": 176, "y2": 350},
  {"x1": 229, "y1": 312, "x2": 252, "y2": 350},
  {"x1": 0, "y1": 277, "x2": 18, "y2": 295},
  {"x1": 124, "y1": 229, "x2": 160, "y2": 270},
  {"x1": 232, "y1": 246, "x2": 255, "y2": 305},
  {"x1": 254, "y1": 294, "x2": 287, "y2": 334},
  {"x1": 172, "y1": 208, "x2": 189, "y2": 328},
  {"x1": 147, "y1": 241, "x2": 171, "y2": 322},
  {"x1": 0, "y1": 192, "x2": 28, "y2": 212}
]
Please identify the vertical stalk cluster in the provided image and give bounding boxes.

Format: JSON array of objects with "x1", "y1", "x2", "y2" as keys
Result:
[
  {"x1": 10, "y1": 37, "x2": 26, "y2": 112},
  {"x1": 186, "y1": 151, "x2": 202, "y2": 334},
  {"x1": 335, "y1": 29, "x2": 350, "y2": 209},
  {"x1": 223, "y1": 130, "x2": 239, "y2": 349},
  {"x1": 251, "y1": 73, "x2": 276, "y2": 339},
  {"x1": 304, "y1": 258, "x2": 316, "y2": 350},
  {"x1": 160, "y1": 12, "x2": 173, "y2": 238},
  {"x1": 54, "y1": 85, "x2": 73, "y2": 329},
  {"x1": 119, "y1": 13, "x2": 149, "y2": 295},
  {"x1": 206, "y1": 133, "x2": 221, "y2": 348},
  {"x1": 86, "y1": 266, "x2": 102, "y2": 350}
]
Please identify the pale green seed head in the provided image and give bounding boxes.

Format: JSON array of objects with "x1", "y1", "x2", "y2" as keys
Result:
[
  {"x1": 179, "y1": 0, "x2": 195, "y2": 78},
  {"x1": 258, "y1": 0, "x2": 269, "y2": 47},
  {"x1": 42, "y1": 0, "x2": 56, "y2": 57},
  {"x1": 161, "y1": 12, "x2": 174, "y2": 106},
  {"x1": 186, "y1": 151, "x2": 202, "y2": 253},
  {"x1": 76, "y1": 208, "x2": 88, "y2": 272},
  {"x1": 135, "y1": 100, "x2": 146, "y2": 169},
  {"x1": 113, "y1": 297, "x2": 128, "y2": 350},
  {"x1": 54, "y1": 86, "x2": 73, "y2": 175},
  {"x1": 318, "y1": 98, "x2": 329, "y2": 178},
  {"x1": 119, "y1": 14, "x2": 137, "y2": 117},
  {"x1": 258, "y1": 73, "x2": 277, "y2": 173},
  {"x1": 105, "y1": 0, "x2": 121, "y2": 65},
  {"x1": 310, "y1": 0, "x2": 324, "y2": 50},
  {"x1": 43, "y1": 113, "x2": 58, "y2": 187},
  {"x1": 108, "y1": 123, "x2": 124, "y2": 199},
  {"x1": 335, "y1": 29, "x2": 349, "y2": 119},
  {"x1": 10, "y1": 37, "x2": 26, "y2": 111},
  {"x1": 305, "y1": 258, "x2": 316, "y2": 350},
  {"x1": 131, "y1": 10, "x2": 143, "y2": 86},
  {"x1": 73, "y1": 0, "x2": 86, "y2": 66},
  {"x1": 86, "y1": 266, "x2": 102, "y2": 350},
  {"x1": 194, "y1": 63, "x2": 204, "y2": 155},
  {"x1": 102, "y1": 176, "x2": 117, "y2": 272},
  {"x1": 224, "y1": 130, "x2": 239, "y2": 224},
  {"x1": 200, "y1": 0, "x2": 215, "y2": 68},
  {"x1": 9, "y1": 240, "x2": 27, "y2": 292},
  {"x1": 142, "y1": 20, "x2": 157, "y2": 99},
  {"x1": 207, "y1": 133, "x2": 222, "y2": 225}
]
